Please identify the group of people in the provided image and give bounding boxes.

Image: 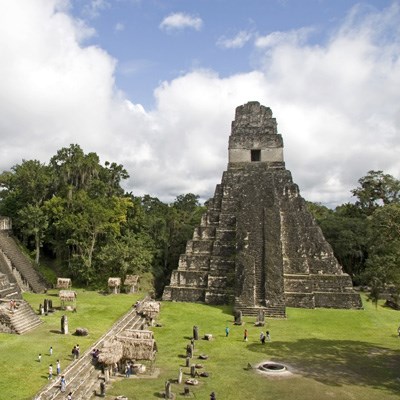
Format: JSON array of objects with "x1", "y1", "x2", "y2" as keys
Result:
[
  {"x1": 39, "y1": 345, "x2": 74, "y2": 398},
  {"x1": 225, "y1": 326, "x2": 272, "y2": 343},
  {"x1": 91, "y1": 348, "x2": 100, "y2": 362},
  {"x1": 8, "y1": 299, "x2": 17, "y2": 312},
  {"x1": 260, "y1": 331, "x2": 271, "y2": 344},
  {"x1": 71, "y1": 344, "x2": 80, "y2": 360}
]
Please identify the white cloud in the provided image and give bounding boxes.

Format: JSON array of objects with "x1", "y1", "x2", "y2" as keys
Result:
[
  {"x1": 159, "y1": 12, "x2": 203, "y2": 32},
  {"x1": 255, "y1": 27, "x2": 313, "y2": 49},
  {"x1": 0, "y1": 1, "x2": 400, "y2": 208},
  {"x1": 82, "y1": 0, "x2": 110, "y2": 19},
  {"x1": 217, "y1": 30, "x2": 253, "y2": 49},
  {"x1": 115, "y1": 22, "x2": 125, "y2": 32}
]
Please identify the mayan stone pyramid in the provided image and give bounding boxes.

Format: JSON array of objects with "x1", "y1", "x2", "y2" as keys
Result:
[{"x1": 162, "y1": 101, "x2": 362, "y2": 316}]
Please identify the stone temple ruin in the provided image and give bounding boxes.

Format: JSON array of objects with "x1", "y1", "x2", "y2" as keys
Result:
[{"x1": 163, "y1": 101, "x2": 362, "y2": 316}]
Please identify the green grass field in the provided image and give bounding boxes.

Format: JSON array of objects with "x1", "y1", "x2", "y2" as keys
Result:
[
  {"x1": 0, "y1": 290, "x2": 140, "y2": 400},
  {"x1": 0, "y1": 292, "x2": 399, "y2": 400}
]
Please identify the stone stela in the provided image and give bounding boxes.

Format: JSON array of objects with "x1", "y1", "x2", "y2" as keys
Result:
[{"x1": 162, "y1": 101, "x2": 362, "y2": 316}]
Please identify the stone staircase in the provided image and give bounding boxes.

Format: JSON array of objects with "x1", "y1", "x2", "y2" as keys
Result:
[
  {"x1": 234, "y1": 301, "x2": 286, "y2": 318},
  {"x1": 0, "y1": 231, "x2": 47, "y2": 293},
  {"x1": 34, "y1": 298, "x2": 150, "y2": 400},
  {"x1": 0, "y1": 299, "x2": 42, "y2": 334}
]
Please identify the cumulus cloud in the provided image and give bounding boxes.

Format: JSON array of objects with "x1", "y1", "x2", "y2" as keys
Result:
[
  {"x1": 159, "y1": 12, "x2": 203, "y2": 32},
  {"x1": 255, "y1": 27, "x2": 313, "y2": 49},
  {"x1": 0, "y1": 0, "x2": 400, "y2": 208},
  {"x1": 115, "y1": 22, "x2": 125, "y2": 32},
  {"x1": 82, "y1": 0, "x2": 110, "y2": 19},
  {"x1": 216, "y1": 30, "x2": 253, "y2": 49}
]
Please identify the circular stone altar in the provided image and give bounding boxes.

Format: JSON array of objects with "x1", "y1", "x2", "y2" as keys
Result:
[{"x1": 256, "y1": 361, "x2": 293, "y2": 377}]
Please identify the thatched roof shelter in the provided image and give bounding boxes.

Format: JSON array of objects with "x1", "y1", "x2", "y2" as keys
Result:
[
  {"x1": 98, "y1": 339, "x2": 123, "y2": 366},
  {"x1": 139, "y1": 301, "x2": 160, "y2": 319},
  {"x1": 117, "y1": 335, "x2": 157, "y2": 361},
  {"x1": 124, "y1": 275, "x2": 140, "y2": 286},
  {"x1": 59, "y1": 290, "x2": 77, "y2": 301},
  {"x1": 56, "y1": 278, "x2": 71, "y2": 289},
  {"x1": 118, "y1": 329, "x2": 154, "y2": 340},
  {"x1": 108, "y1": 277, "x2": 121, "y2": 288},
  {"x1": 59, "y1": 290, "x2": 77, "y2": 310}
]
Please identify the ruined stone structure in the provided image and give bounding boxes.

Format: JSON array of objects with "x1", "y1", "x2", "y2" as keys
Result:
[
  {"x1": 163, "y1": 102, "x2": 362, "y2": 316},
  {"x1": 0, "y1": 217, "x2": 47, "y2": 293}
]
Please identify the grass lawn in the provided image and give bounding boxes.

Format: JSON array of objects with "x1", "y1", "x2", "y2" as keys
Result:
[
  {"x1": 0, "y1": 289, "x2": 140, "y2": 400},
  {"x1": 1, "y1": 292, "x2": 399, "y2": 400},
  {"x1": 107, "y1": 295, "x2": 400, "y2": 400}
]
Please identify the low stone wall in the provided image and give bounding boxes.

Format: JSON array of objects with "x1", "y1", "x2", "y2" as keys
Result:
[
  {"x1": 169, "y1": 271, "x2": 208, "y2": 287},
  {"x1": 312, "y1": 274, "x2": 354, "y2": 292},
  {"x1": 284, "y1": 275, "x2": 313, "y2": 293},
  {"x1": 285, "y1": 293, "x2": 315, "y2": 308},
  {"x1": 314, "y1": 292, "x2": 363, "y2": 309},
  {"x1": 162, "y1": 286, "x2": 206, "y2": 302}
]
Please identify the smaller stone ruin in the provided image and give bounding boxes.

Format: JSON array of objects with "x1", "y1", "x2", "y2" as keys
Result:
[
  {"x1": 108, "y1": 277, "x2": 121, "y2": 294},
  {"x1": 0, "y1": 298, "x2": 42, "y2": 334},
  {"x1": 56, "y1": 278, "x2": 71, "y2": 289},
  {"x1": 124, "y1": 274, "x2": 140, "y2": 293},
  {"x1": 59, "y1": 290, "x2": 77, "y2": 311},
  {"x1": 137, "y1": 300, "x2": 160, "y2": 327},
  {"x1": 98, "y1": 330, "x2": 157, "y2": 381},
  {"x1": 116, "y1": 329, "x2": 157, "y2": 361},
  {"x1": 0, "y1": 216, "x2": 12, "y2": 231}
]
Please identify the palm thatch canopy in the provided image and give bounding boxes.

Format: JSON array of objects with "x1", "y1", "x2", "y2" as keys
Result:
[
  {"x1": 124, "y1": 275, "x2": 140, "y2": 285},
  {"x1": 118, "y1": 329, "x2": 154, "y2": 340},
  {"x1": 56, "y1": 278, "x2": 71, "y2": 289},
  {"x1": 117, "y1": 335, "x2": 157, "y2": 361},
  {"x1": 59, "y1": 290, "x2": 77, "y2": 301},
  {"x1": 139, "y1": 301, "x2": 160, "y2": 319},
  {"x1": 98, "y1": 339, "x2": 123, "y2": 365},
  {"x1": 108, "y1": 277, "x2": 121, "y2": 288}
]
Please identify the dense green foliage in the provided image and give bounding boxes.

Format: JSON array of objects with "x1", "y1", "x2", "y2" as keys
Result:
[
  {"x1": 1, "y1": 145, "x2": 399, "y2": 298},
  {"x1": 308, "y1": 170, "x2": 400, "y2": 299},
  {"x1": 0, "y1": 145, "x2": 204, "y2": 293}
]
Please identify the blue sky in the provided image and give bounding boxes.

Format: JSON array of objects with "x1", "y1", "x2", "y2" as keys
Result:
[
  {"x1": 71, "y1": 0, "x2": 393, "y2": 109},
  {"x1": 0, "y1": 0, "x2": 399, "y2": 206}
]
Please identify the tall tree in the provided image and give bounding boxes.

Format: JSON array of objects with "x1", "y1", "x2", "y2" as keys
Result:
[
  {"x1": 351, "y1": 170, "x2": 400, "y2": 214},
  {"x1": 18, "y1": 204, "x2": 48, "y2": 264}
]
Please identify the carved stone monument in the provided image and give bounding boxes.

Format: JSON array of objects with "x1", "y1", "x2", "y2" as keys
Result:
[
  {"x1": 163, "y1": 102, "x2": 362, "y2": 316},
  {"x1": 61, "y1": 315, "x2": 68, "y2": 334}
]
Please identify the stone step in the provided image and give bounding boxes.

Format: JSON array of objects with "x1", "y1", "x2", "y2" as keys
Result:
[
  {"x1": 34, "y1": 297, "x2": 153, "y2": 400},
  {"x1": 0, "y1": 232, "x2": 47, "y2": 293}
]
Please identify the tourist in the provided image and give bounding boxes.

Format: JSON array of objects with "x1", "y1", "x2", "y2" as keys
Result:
[
  {"x1": 48, "y1": 364, "x2": 53, "y2": 380},
  {"x1": 225, "y1": 326, "x2": 229, "y2": 337},
  {"x1": 244, "y1": 328, "x2": 248, "y2": 341},
  {"x1": 113, "y1": 362, "x2": 118, "y2": 376},
  {"x1": 75, "y1": 344, "x2": 80, "y2": 358},
  {"x1": 38, "y1": 353, "x2": 42, "y2": 362},
  {"x1": 49, "y1": 346, "x2": 53, "y2": 356},
  {"x1": 67, "y1": 391, "x2": 73, "y2": 400},
  {"x1": 56, "y1": 360, "x2": 61, "y2": 375},
  {"x1": 260, "y1": 332, "x2": 265, "y2": 344},
  {"x1": 125, "y1": 362, "x2": 131, "y2": 378},
  {"x1": 71, "y1": 346, "x2": 76, "y2": 360},
  {"x1": 60, "y1": 375, "x2": 67, "y2": 392},
  {"x1": 266, "y1": 330, "x2": 271, "y2": 341},
  {"x1": 210, "y1": 391, "x2": 216, "y2": 400}
]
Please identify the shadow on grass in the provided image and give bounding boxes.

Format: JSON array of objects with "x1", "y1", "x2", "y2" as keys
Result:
[
  {"x1": 207, "y1": 304, "x2": 234, "y2": 317},
  {"x1": 247, "y1": 338, "x2": 400, "y2": 395}
]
